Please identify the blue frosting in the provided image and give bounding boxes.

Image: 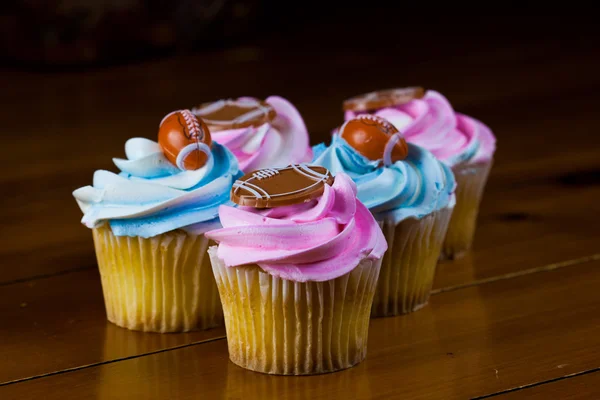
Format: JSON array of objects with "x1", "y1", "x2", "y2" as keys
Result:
[
  {"x1": 312, "y1": 134, "x2": 455, "y2": 223},
  {"x1": 73, "y1": 138, "x2": 242, "y2": 238}
]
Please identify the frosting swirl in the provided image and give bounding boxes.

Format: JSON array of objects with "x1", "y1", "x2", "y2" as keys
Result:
[
  {"x1": 205, "y1": 173, "x2": 386, "y2": 282},
  {"x1": 204, "y1": 96, "x2": 313, "y2": 171},
  {"x1": 344, "y1": 90, "x2": 496, "y2": 166},
  {"x1": 73, "y1": 138, "x2": 242, "y2": 238},
  {"x1": 312, "y1": 135, "x2": 455, "y2": 223}
]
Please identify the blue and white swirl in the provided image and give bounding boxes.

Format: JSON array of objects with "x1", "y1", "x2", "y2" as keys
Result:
[
  {"x1": 312, "y1": 134, "x2": 456, "y2": 224},
  {"x1": 73, "y1": 138, "x2": 242, "y2": 238}
]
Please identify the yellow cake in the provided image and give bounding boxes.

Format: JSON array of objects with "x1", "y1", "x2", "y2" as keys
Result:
[
  {"x1": 372, "y1": 207, "x2": 452, "y2": 316},
  {"x1": 93, "y1": 225, "x2": 222, "y2": 332},
  {"x1": 72, "y1": 112, "x2": 243, "y2": 332},
  {"x1": 205, "y1": 169, "x2": 386, "y2": 374}
]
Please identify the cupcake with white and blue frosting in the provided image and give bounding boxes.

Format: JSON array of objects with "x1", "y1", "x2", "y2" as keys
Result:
[
  {"x1": 343, "y1": 88, "x2": 496, "y2": 259},
  {"x1": 312, "y1": 114, "x2": 456, "y2": 316},
  {"x1": 73, "y1": 110, "x2": 242, "y2": 332}
]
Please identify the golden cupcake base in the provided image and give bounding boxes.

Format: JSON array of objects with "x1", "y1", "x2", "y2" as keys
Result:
[
  {"x1": 93, "y1": 225, "x2": 223, "y2": 333},
  {"x1": 209, "y1": 247, "x2": 382, "y2": 375},
  {"x1": 441, "y1": 161, "x2": 492, "y2": 260},
  {"x1": 372, "y1": 207, "x2": 453, "y2": 317}
]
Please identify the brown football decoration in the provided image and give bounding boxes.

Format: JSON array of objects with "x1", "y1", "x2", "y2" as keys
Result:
[
  {"x1": 231, "y1": 165, "x2": 335, "y2": 208},
  {"x1": 339, "y1": 115, "x2": 408, "y2": 164},
  {"x1": 158, "y1": 109, "x2": 213, "y2": 171},
  {"x1": 343, "y1": 87, "x2": 425, "y2": 112},
  {"x1": 192, "y1": 98, "x2": 276, "y2": 132}
]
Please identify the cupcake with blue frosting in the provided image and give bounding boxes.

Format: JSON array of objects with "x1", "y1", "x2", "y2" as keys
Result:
[
  {"x1": 313, "y1": 114, "x2": 455, "y2": 315},
  {"x1": 73, "y1": 110, "x2": 242, "y2": 332},
  {"x1": 343, "y1": 87, "x2": 496, "y2": 259}
]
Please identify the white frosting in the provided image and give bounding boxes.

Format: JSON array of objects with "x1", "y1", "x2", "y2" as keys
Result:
[{"x1": 73, "y1": 138, "x2": 241, "y2": 238}]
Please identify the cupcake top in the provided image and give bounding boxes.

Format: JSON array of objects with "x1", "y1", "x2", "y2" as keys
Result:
[
  {"x1": 73, "y1": 110, "x2": 243, "y2": 238},
  {"x1": 343, "y1": 88, "x2": 496, "y2": 167},
  {"x1": 312, "y1": 115, "x2": 456, "y2": 224},
  {"x1": 205, "y1": 165, "x2": 387, "y2": 282},
  {"x1": 192, "y1": 96, "x2": 312, "y2": 172}
]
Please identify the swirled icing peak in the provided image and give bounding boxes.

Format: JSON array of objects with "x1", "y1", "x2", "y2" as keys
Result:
[
  {"x1": 205, "y1": 172, "x2": 387, "y2": 282},
  {"x1": 344, "y1": 90, "x2": 496, "y2": 166},
  {"x1": 194, "y1": 96, "x2": 313, "y2": 171},
  {"x1": 312, "y1": 133, "x2": 456, "y2": 224},
  {"x1": 73, "y1": 138, "x2": 242, "y2": 238}
]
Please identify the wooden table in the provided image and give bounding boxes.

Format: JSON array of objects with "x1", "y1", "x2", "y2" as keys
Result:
[{"x1": 1, "y1": 27, "x2": 599, "y2": 399}]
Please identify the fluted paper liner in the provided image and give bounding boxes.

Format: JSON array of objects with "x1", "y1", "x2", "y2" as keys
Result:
[
  {"x1": 92, "y1": 225, "x2": 223, "y2": 333},
  {"x1": 209, "y1": 247, "x2": 381, "y2": 375},
  {"x1": 372, "y1": 207, "x2": 452, "y2": 317},
  {"x1": 441, "y1": 160, "x2": 492, "y2": 260}
]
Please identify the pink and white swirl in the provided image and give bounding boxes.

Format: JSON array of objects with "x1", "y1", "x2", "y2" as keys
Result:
[
  {"x1": 204, "y1": 96, "x2": 313, "y2": 172},
  {"x1": 205, "y1": 173, "x2": 387, "y2": 282},
  {"x1": 345, "y1": 90, "x2": 496, "y2": 167}
]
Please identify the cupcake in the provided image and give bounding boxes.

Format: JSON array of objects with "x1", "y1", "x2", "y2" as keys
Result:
[
  {"x1": 313, "y1": 115, "x2": 455, "y2": 316},
  {"x1": 192, "y1": 96, "x2": 312, "y2": 172},
  {"x1": 343, "y1": 88, "x2": 496, "y2": 259},
  {"x1": 205, "y1": 165, "x2": 386, "y2": 375},
  {"x1": 73, "y1": 110, "x2": 242, "y2": 332}
]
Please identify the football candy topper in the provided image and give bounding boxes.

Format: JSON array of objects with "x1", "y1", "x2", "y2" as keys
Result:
[
  {"x1": 231, "y1": 164, "x2": 334, "y2": 208},
  {"x1": 339, "y1": 114, "x2": 408, "y2": 166},
  {"x1": 158, "y1": 109, "x2": 213, "y2": 171}
]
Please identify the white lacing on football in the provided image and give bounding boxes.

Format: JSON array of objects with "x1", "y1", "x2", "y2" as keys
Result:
[
  {"x1": 252, "y1": 168, "x2": 279, "y2": 180},
  {"x1": 191, "y1": 100, "x2": 227, "y2": 118},
  {"x1": 292, "y1": 164, "x2": 331, "y2": 181},
  {"x1": 193, "y1": 99, "x2": 271, "y2": 126},
  {"x1": 356, "y1": 114, "x2": 395, "y2": 134},
  {"x1": 160, "y1": 109, "x2": 203, "y2": 139},
  {"x1": 361, "y1": 90, "x2": 381, "y2": 102},
  {"x1": 180, "y1": 109, "x2": 202, "y2": 139},
  {"x1": 233, "y1": 180, "x2": 271, "y2": 199},
  {"x1": 383, "y1": 131, "x2": 405, "y2": 166},
  {"x1": 233, "y1": 165, "x2": 331, "y2": 200}
]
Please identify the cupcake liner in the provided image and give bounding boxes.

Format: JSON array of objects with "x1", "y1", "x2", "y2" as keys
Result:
[
  {"x1": 209, "y1": 246, "x2": 381, "y2": 375},
  {"x1": 441, "y1": 160, "x2": 492, "y2": 260},
  {"x1": 92, "y1": 225, "x2": 223, "y2": 333},
  {"x1": 372, "y1": 207, "x2": 453, "y2": 317}
]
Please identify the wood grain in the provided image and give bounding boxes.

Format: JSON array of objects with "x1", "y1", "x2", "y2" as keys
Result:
[
  {"x1": 1, "y1": 21, "x2": 599, "y2": 399},
  {"x1": 1, "y1": 77, "x2": 599, "y2": 286},
  {"x1": 495, "y1": 371, "x2": 600, "y2": 399},
  {"x1": 0, "y1": 37, "x2": 599, "y2": 387},
  {"x1": 1, "y1": 178, "x2": 597, "y2": 383},
  {"x1": 0, "y1": 35, "x2": 599, "y2": 284},
  {"x1": 2, "y1": 259, "x2": 598, "y2": 399},
  {"x1": 0, "y1": 269, "x2": 225, "y2": 384},
  {"x1": 433, "y1": 182, "x2": 600, "y2": 290}
]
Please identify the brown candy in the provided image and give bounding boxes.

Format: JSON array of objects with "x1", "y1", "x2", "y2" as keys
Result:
[
  {"x1": 231, "y1": 165, "x2": 335, "y2": 208},
  {"x1": 158, "y1": 110, "x2": 212, "y2": 171},
  {"x1": 192, "y1": 98, "x2": 276, "y2": 132},
  {"x1": 343, "y1": 87, "x2": 425, "y2": 112},
  {"x1": 340, "y1": 115, "x2": 408, "y2": 163}
]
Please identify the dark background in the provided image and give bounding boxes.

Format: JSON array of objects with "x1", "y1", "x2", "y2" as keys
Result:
[
  {"x1": 2, "y1": 3, "x2": 598, "y2": 69},
  {"x1": 1, "y1": 5, "x2": 599, "y2": 153},
  {"x1": 2, "y1": 7, "x2": 600, "y2": 397}
]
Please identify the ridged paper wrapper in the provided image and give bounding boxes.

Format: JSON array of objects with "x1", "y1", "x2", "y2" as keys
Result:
[
  {"x1": 441, "y1": 160, "x2": 492, "y2": 260},
  {"x1": 209, "y1": 246, "x2": 382, "y2": 375},
  {"x1": 92, "y1": 225, "x2": 223, "y2": 333},
  {"x1": 372, "y1": 207, "x2": 453, "y2": 317}
]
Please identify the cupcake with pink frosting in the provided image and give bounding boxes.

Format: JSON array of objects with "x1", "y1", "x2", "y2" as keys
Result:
[
  {"x1": 343, "y1": 87, "x2": 496, "y2": 259},
  {"x1": 192, "y1": 96, "x2": 312, "y2": 172},
  {"x1": 205, "y1": 165, "x2": 386, "y2": 375},
  {"x1": 312, "y1": 115, "x2": 455, "y2": 316}
]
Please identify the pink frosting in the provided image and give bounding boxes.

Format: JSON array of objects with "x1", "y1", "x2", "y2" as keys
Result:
[
  {"x1": 345, "y1": 90, "x2": 496, "y2": 166},
  {"x1": 211, "y1": 96, "x2": 312, "y2": 172},
  {"x1": 205, "y1": 173, "x2": 387, "y2": 282}
]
